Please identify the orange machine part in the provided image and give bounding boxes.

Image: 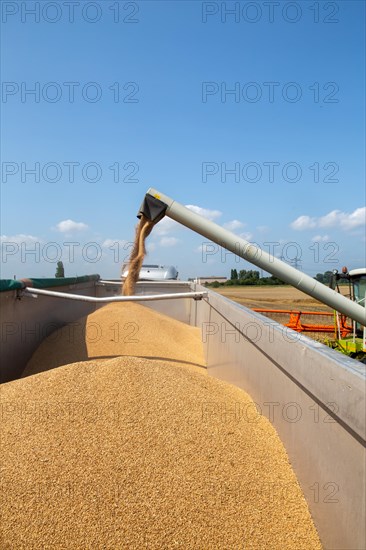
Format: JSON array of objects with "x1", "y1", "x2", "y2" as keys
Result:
[{"x1": 253, "y1": 309, "x2": 352, "y2": 337}]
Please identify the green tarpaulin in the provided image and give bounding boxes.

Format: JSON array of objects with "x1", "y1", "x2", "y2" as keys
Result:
[{"x1": 0, "y1": 274, "x2": 100, "y2": 292}]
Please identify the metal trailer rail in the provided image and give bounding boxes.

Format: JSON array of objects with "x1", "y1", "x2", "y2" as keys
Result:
[
  {"x1": 98, "y1": 280, "x2": 192, "y2": 286},
  {"x1": 23, "y1": 287, "x2": 207, "y2": 303}
]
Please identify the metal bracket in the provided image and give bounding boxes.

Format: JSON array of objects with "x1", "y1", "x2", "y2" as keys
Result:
[{"x1": 17, "y1": 289, "x2": 37, "y2": 300}]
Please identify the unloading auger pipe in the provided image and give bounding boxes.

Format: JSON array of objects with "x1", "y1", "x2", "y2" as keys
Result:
[{"x1": 143, "y1": 188, "x2": 366, "y2": 326}]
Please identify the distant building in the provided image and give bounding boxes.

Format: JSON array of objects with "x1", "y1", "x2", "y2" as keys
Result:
[{"x1": 192, "y1": 276, "x2": 227, "y2": 285}]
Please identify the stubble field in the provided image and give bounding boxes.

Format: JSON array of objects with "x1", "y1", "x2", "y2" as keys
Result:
[{"x1": 212, "y1": 285, "x2": 350, "y2": 312}]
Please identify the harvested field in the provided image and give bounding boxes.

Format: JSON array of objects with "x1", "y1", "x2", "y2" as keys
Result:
[
  {"x1": 1, "y1": 355, "x2": 322, "y2": 549},
  {"x1": 212, "y1": 285, "x2": 351, "y2": 312}
]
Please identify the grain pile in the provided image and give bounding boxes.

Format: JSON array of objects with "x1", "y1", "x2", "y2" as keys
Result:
[
  {"x1": 22, "y1": 302, "x2": 206, "y2": 378},
  {"x1": 1, "y1": 356, "x2": 321, "y2": 549}
]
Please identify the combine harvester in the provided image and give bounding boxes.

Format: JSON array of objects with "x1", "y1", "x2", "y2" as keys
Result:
[{"x1": 1, "y1": 188, "x2": 365, "y2": 549}]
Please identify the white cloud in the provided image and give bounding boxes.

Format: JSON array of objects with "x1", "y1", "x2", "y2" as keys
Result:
[
  {"x1": 311, "y1": 235, "x2": 330, "y2": 242},
  {"x1": 257, "y1": 225, "x2": 269, "y2": 233},
  {"x1": 159, "y1": 237, "x2": 180, "y2": 247},
  {"x1": 223, "y1": 220, "x2": 245, "y2": 232},
  {"x1": 290, "y1": 215, "x2": 317, "y2": 230},
  {"x1": 102, "y1": 238, "x2": 128, "y2": 248},
  {"x1": 153, "y1": 217, "x2": 179, "y2": 236},
  {"x1": 291, "y1": 207, "x2": 366, "y2": 231},
  {"x1": 317, "y1": 211, "x2": 341, "y2": 228},
  {"x1": 0, "y1": 234, "x2": 40, "y2": 245},
  {"x1": 320, "y1": 207, "x2": 366, "y2": 230},
  {"x1": 185, "y1": 205, "x2": 222, "y2": 221},
  {"x1": 56, "y1": 219, "x2": 89, "y2": 233},
  {"x1": 153, "y1": 204, "x2": 222, "y2": 236}
]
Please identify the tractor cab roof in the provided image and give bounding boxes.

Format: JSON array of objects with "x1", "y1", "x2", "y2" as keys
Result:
[{"x1": 349, "y1": 268, "x2": 366, "y2": 278}]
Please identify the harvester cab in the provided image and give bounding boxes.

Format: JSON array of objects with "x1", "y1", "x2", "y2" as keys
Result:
[
  {"x1": 329, "y1": 267, "x2": 366, "y2": 360},
  {"x1": 349, "y1": 268, "x2": 366, "y2": 307}
]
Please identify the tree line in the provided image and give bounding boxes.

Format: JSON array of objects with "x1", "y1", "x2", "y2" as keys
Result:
[
  {"x1": 205, "y1": 269, "x2": 285, "y2": 288},
  {"x1": 205, "y1": 269, "x2": 342, "y2": 288}
]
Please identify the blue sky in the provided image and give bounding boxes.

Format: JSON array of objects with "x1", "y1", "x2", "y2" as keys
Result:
[{"x1": 1, "y1": 0, "x2": 365, "y2": 280}]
